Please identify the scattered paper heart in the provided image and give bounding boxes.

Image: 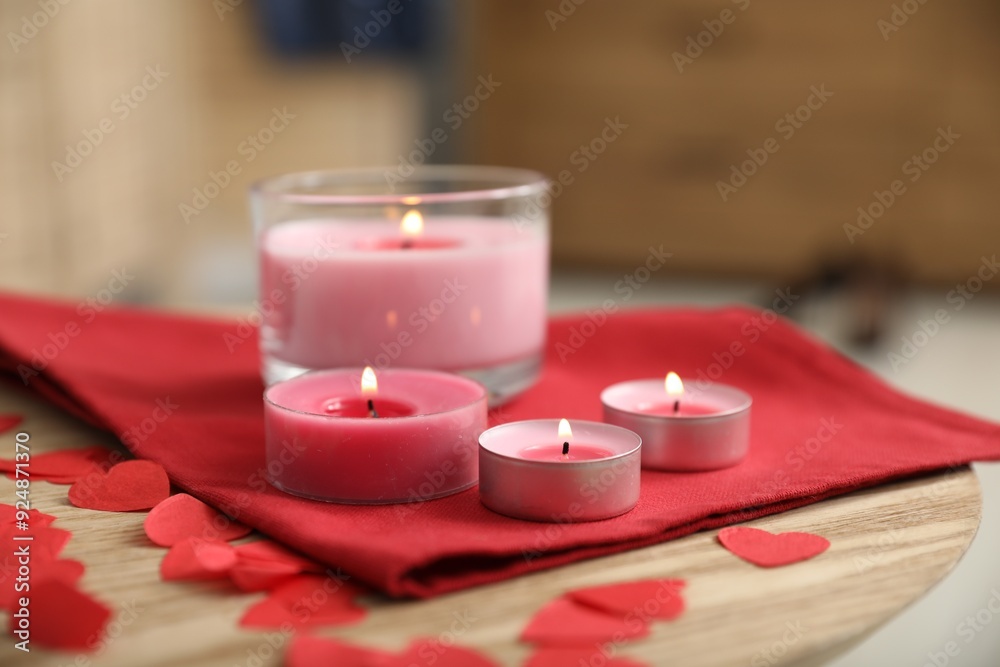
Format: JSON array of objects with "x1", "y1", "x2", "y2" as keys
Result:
[
  {"x1": 144, "y1": 493, "x2": 251, "y2": 547},
  {"x1": 524, "y1": 647, "x2": 650, "y2": 667},
  {"x1": 284, "y1": 635, "x2": 495, "y2": 667},
  {"x1": 398, "y1": 638, "x2": 499, "y2": 667},
  {"x1": 68, "y1": 459, "x2": 170, "y2": 512},
  {"x1": 0, "y1": 445, "x2": 113, "y2": 483},
  {"x1": 520, "y1": 597, "x2": 650, "y2": 646},
  {"x1": 239, "y1": 574, "x2": 367, "y2": 629},
  {"x1": 0, "y1": 558, "x2": 84, "y2": 610},
  {"x1": 285, "y1": 635, "x2": 399, "y2": 667},
  {"x1": 19, "y1": 579, "x2": 111, "y2": 652},
  {"x1": 234, "y1": 540, "x2": 323, "y2": 573},
  {"x1": 0, "y1": 503, "x2": 57, "y2": 529},
  {"x1": 229, "y1": 557, "x2": 303, "y2": 592},
  {"x1": 569, "y1": 579, "x2": 686, "y2": 621},
  {"x1": 0, "y1": 414, "x2": 22, "y2": 434},
  {"x1": 718, "y1": 526, "x2": 830, "y2": 567},
  {"x1": 0, "y1": 524, "x2": 73, "y2": 562},
  {"x1": 160, "y1": 537, "x2": 237, "y2": 581}
]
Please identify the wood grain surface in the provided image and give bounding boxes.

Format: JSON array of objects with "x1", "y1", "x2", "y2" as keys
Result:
[{"x1": 0, "y1": 385, "x2": 982, "y2": 667}]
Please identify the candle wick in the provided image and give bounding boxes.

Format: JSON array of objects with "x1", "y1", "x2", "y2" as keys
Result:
[
  {"x1": 673, "y1": 400, "x2": 680, "y2": 414},
  {"x1": 562, "y1": 441, "x2": 569, "y2": 456},
  {"x1": 367, "y1": 399, "x2": 379, "y2": 419}
]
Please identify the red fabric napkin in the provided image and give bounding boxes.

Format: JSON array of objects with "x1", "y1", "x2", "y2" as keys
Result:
[{"x1": 1, "y1": 291, "x2": 998, "y2": 598}]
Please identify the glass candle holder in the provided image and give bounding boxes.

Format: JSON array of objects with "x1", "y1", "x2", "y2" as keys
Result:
[{"x1": 251, "y1": 166, "x2": 550, "y2": 406}]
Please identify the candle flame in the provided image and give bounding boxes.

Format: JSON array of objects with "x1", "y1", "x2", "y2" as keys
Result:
[
  {"x1": 361, "y1": 366, "x2": 378, "y2": 396},
  {"x1": 401, "y1": 210, "x2": 423, "y2": 237},
  {"x1": 558, "y1": 418, "x2": 573, "y2": 442},
  {"x1": 665, "y1": 372, "x2": 684, "y2": 397}
]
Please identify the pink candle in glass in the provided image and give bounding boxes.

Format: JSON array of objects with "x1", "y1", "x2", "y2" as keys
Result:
[
  {"x1": 259, "y1": 216, "x2": 546, "y2": 373},
  {"x1": 601, "y1": 373, "x2": 752, "y2": 472},
  {"x1": 478, "y1": 419, "x2": 641, "y2": 522},
  {"x1": 264, "y1": 367, "x2": 487, "y2": 504},
  {"x1": 251, "y1": 166, "x2": 552, "y2": 406}
]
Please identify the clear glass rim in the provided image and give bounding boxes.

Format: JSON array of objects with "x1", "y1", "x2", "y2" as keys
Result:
[{"x1": 251, "y1": 165, "x2": 550, "y2": 206}]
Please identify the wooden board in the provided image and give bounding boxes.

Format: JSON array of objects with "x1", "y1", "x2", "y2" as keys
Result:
[{"x1": 0, "y1": 385, "x2": 982, "y2": 666}]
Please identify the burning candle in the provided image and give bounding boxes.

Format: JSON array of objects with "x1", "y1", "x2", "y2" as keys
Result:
[
  {"x1": 252, "y1": 166, "x2": 551, "y2": 406},
  {"x1": 601, "y1": 374, "x2": 751, "y2": 471},
  {"x1": 264, "y1": 367, "x2": 487, "y2": 504},
  {"x1": 478, "y1": 419, "x2": 641, "y2": 522}
]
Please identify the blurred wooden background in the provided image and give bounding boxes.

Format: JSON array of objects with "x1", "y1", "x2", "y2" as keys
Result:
[
  {"x1": 468, "y1": 1, "x2": 1000, "y2": 285},
  {"x1": 1, "y1": 0, "x2": 998, "y2": 305}
]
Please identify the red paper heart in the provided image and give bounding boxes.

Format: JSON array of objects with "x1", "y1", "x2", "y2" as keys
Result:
[
  {"x1": 144, "y1": 493, "x2": 251, "y2": 547},
  {"x1": 229, "y1": 558, "x2": 302, "y2": 592},
  {"x1": 160, "y1": 538, "x2": 237, "y2": 581},
  {"x1": 398, "y1": 639, "x2": 499, "y2": 667},
  {"x1": 270, "y1": 573, "x2": 366, "y2": 606},
  {"x1": 235, "y1": 540, "x2": 324, "y2": 573},
  {"x1": 0, "y1": 524, "x2": 72, "y2": 561},
  {"x1": 0, "y1": 414, "x2": 22, "y2": 434},
  {"x1": 0, "y1": 558, "x2": 85, "y2": 610},
  {"x1": 569, "y1": 579, "x2": 686, "y2": 621},
  {"x1": 520, "y1": 598, "x2": 650, "y2": 646},
  {"x1": 0, "y1": 445, "x2": 112, "y2": 479},
  {"x1": 285, "y1": 635, "x2": 399, "y2": 667},
  {"x1": 68, "y1": 460, "x2": 170, "y2": 512},
  {"x1": 524, "y1": 648, "x2": 650, "y2": 667},
  {"x1": 19, "y1": 579, "x2": 111, "y2": 652},
  {"x1": 0, "y1": 503, "x2": 57, "y2": 529},
  {"x1": 239, "y1": 573, "x2": 367, "y2": 629},
  {"x1": 718, "y1": 526, "x2": 830, "y2": 567}
]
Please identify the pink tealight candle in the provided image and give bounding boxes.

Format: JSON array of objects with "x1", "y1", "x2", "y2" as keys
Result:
[
  {"x1": 601, "y1": 373, "x2": 752, "y2": 472},
  {"x1": 264, "y1": 367, "x2": 487, "y2": 504},
  {"x1": 478, "y1": 419, "x2": 641, "y2": 522}
]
